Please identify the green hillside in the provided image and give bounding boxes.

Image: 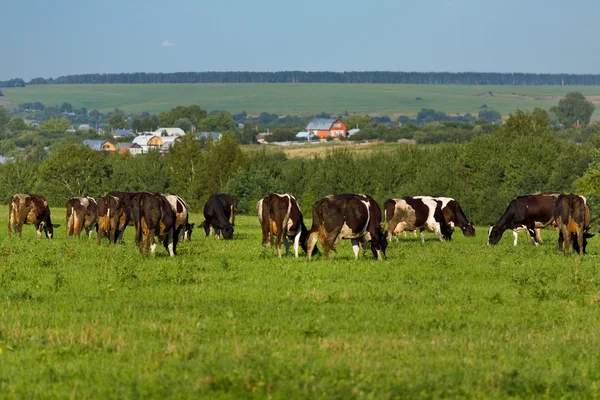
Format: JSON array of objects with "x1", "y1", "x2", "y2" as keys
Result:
[{"x1": 3, "y1": 83, "x2": 600, "y2": 118}]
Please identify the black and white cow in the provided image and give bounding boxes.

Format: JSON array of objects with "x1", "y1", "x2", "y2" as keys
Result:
[
  {"x1": 414, "y1": 196, "x2": 475, "y2": 237},
  {"x1": 384, "y1": 197, "x2": 453, "y2": 242},
  {"x1": 306, "y1": 194, "x2": 387, "y2": 261},
  {"x1": 201, "y1": 194, "x2": 236, "y2": 240},
  {"x1": 257, "y1": 193, "x2": 313, "y2": 258},
  {"x1": 135, "y1": 192, "x2": 177, "y2": 256},
  {"x1": 488, "y1": 193, "x2": 560, "y2": 246}
]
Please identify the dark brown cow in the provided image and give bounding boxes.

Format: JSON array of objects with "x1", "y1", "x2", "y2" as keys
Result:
[
  {"x1": 257, "y1": 193, "x2": 314, "y2": 258},
  {"x1": 135, "y1": 192, "x2": 177, "y2": 256},
  {"x1": 201, "y1": 194, "x2": 236, "y2": 240},
  {"x1": 488, "y1": 193, "x2": 560, "y2": 246},
  {"x1": 96, "y1": 194, "x2": 127, "y2": 244},
  {"x1": 554, "y1": 194, "x2": 593, "y2": 255},
  {"x1": 384, "y1": 197, "x2": 453, "y2": 242},
  {"x1": 108, "y1": 191, "x2": 142, "y2": 242},
  {"x1": 8, "y1": 193, "x2": 59, "y2": 238},
  {"x1": 65, "y1": 196, "x2": 98, "y2": 238},
  {"x1": 306, "y1": 194, "x2": 387, "y2": 261}
]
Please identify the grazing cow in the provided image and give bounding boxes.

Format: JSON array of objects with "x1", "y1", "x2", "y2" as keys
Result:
[
  {"x1": 257, "y1": 193, "x2": 314, "y2": 258},
  {"x1": 554, "y1": 194, "x2": 594, "y2": 255},
  {"x1": 488, "y1": 193, "x2": 560, "y2": 246},
  {"x1": 136, "y1": 192, "x2": 177, "y2": 256},
  {"x1": 8, "y1": 194, "x2": 59, "y2": 238},
  {"x1": 96, "y1": 194, "x2": 128, "y2": 244},
  {"x1": 384, "y1": 197, "x2": 453, "y2": 243},
  {"x1": 306, "y1": 194, "x2": 387, "y2": 261},
  {"x1": 413, "y1": 196, "x2": 475, "y2": 237},
  {"x1": 65, "y1": 196, "x2": 98, "y2": 238},
  {"x1": 201, "y1": 194, "x2": 236, "y2": 240},
  {"x1": 107, "y1": 191, "x2": 142, "y2": 242},
  {"x1": 162, "y1": 194, "x2": 194, "y2": 241}
]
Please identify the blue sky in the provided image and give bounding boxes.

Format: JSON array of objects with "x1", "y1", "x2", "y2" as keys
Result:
[{"x1": 2, "y1": 0, "x2": 599, "y2": 80}]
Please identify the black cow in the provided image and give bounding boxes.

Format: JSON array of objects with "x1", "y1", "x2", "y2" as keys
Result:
[
  {"x1": 65, "y1": 196, "x2": 98, "y2": 238},
  {"x1": 488, "y1": 193, "x2": 559, "y2": 246},
  {"x1": 135, "y1": 192, "x2": 177, "y2": 256},
  {"x1": 257, "y1": 193, "x2": 314, "y2": 257},
  {"x1": 414, "y1": 196, "x2": 475, "y2": 237},
  {"x1": 385, "y1": 197, "x2": 453, "y2": 242},
  {"x1": 554, "y1": 194, "x2": 594, "y2": 255},
  {"x1": 8, "y1": 193, "x2": 59, "y2": 238},
  {"x1": 306, "y1": 194, "x2": 387, "y2": 261},
  {"x1": 201, "y1": 194, "x2": 236, "y2": 240}
]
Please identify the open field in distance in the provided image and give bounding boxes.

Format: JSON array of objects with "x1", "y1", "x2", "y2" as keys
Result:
[
  {"x1": 2, "y1": 205, "x2": 600, "y2": 398},
  {"x1": 4, "y1": 83, "x2": 600, "y2": 118}
]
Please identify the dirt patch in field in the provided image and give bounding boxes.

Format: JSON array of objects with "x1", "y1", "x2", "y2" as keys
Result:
[
  {"x1": 281, "y1": 141, "x2": 383, "y2": 159},
  {"x1": 0, "y1": 101, "x2": 10, "y2": 108}
]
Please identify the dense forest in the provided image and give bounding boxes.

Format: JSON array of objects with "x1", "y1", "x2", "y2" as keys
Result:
[{"x1": 4, "y1": 72, "x2": 600, "y2": 87}]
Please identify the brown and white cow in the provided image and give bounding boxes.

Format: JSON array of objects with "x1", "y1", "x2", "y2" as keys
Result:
[
  {"x1": 162, "y1": 194, "x2": 194, "y2": 242},
  {"x1": 8, "y1": 194, "x2": 59, "y2": 238},
  {"x1": 135, "y1": 192, "x2": 177, "y2": 256},
  {"x1": 96, "y1": 194, "x2": 128, "y2": 244},
  {"x1": 257, "y1": 193, "x2": 313, "y2": 258},
  {"x1": 553, "y1": 194, "x2": 594, "y2": 255},
  {"x1": 65, "y1": 196, "x2": 98, "y2": 238},
  {"x1": 108, "y1": 191, "x2": 143, "y2": 242},
  {"x1": 384, "y1": 197, "x2": 453, "y2": 243},
  {"x1": 488, "y1": 193, "x2": 560, "y2": 246},
  {"x1": 306, "y1": 194, "x2": 387, "y2": 261},
  {"x1": 414, "y1": 196, "x2": 475, "y2": 237}
]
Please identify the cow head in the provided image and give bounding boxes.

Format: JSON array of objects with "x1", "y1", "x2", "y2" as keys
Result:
[
  {"x1": 221, "y1": 223, "x2": 234, "y2": 240},
  {"x1": 41, "y1": 221, "x2": 60, "y2": 239},
  {"x1": 488, "y1": 225, "x2": 503, "y2": 245},
  {"x1": 462, "y1": 223, "x2": 476, "y2": 237},
  {"x1": 183, "y1": 222, "x2": 195, "y2": 241}
]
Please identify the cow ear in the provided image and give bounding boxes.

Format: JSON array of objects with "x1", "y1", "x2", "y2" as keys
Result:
[{"x1": 52, "y1": 224, "x2": 61, "y2": 228}]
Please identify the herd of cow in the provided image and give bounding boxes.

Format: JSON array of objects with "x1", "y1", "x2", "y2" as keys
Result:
[{"x1": 5, "y1": 190, "x2": 594, "y2": 259}]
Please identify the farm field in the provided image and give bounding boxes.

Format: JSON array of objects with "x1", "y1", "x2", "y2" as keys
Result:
[
  {"x1": 4, "y1": 83, "x2": 600, "y2": 118},
  {"x1": 2, "y1": 206, "x2": 600, "y2": 398}
]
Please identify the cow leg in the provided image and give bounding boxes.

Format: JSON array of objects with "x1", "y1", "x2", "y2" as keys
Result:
[
  {"x1": 306, "y1": 231, "x2": 319, "y2": 261},
  {"x1": 577, "y1": 226, "x2": 584, "y2": 256},
  {"x1": 527, "y1": 225, "x2": 540, "y2": 247},
  {"x1": 292, "y1": 229, "x2": 301, "y2": 258},
  {"x1": 351, "y1": 239, "x2": 360, "y2": 260},
  {"x1": 420, "y1": 229, "x2": 426, "y2": 243},
  {"x1": 163, "y1": 229, "x2": 175, "y2": 257},
  {"x1": 275, "y1": 229, "x2": 285, "y2": 258},
  {"x1": 282, "y1": 235, "x2": 292, "y2": 257},
  {"x1": 513, "y1": 230, "x2": 518, "y2": 246},
  {"x1": 535, "y1": 228, "x2": 544, "y2": 245},
  {"x1": 36, "y1": 223, "x2": 43, "y2": 239},
  {"x1": 150, "y1": 236, "x2": 157, "y2": 255}
]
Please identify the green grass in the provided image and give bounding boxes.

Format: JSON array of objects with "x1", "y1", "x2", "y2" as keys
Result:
[
  {"x1": 3, "y1": 83, "x2": 600, "y2": 118},
  {"x1": 2, "y1": 205, "x2": 600, "y2": 398}
]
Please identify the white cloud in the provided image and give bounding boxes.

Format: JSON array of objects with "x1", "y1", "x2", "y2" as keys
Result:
[{"x1": 161, "y1": 40, "x2": 175, "y2": 47}]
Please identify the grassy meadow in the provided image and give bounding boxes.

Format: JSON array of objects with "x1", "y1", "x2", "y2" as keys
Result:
[
  {"x1": 4, "y1": 83, "x2": 600, "y2": 118},
  {"x1": 2, "y1": 205, "x2": 600, "y2": 398}
]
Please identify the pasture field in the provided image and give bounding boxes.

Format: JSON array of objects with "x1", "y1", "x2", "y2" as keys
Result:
[
  {"x1": 4, "y1": 83, "x2": 600, "y2": 118},
  {"x1": 2, "y1": 205, "x2": 600, "y2": 398}
]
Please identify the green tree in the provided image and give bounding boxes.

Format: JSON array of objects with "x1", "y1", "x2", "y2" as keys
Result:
[
  {"x1": 7, "y1": 117, "x2": 28, "y2": 134},
  {"x1": 197, "y1": 112, "x2": 235, "y2": 132},
  {"x1": 35, "y1": 144, "x2": 109, "y2": 205},
  {"x1": 163, "y1": 135, "x2": 205, "y2": 210},
  {"x1": 60, "y1": 102, "x2": 73, "y2": 114},
  {"x1": 0, "y1": 160, "x2": 39, "y2": 203},
  {"x1": 174, "y1": 117, "x2": 193, "y2": 133},
  {"x1": 551, "y1": 92, "x2": 596, "y2": 126},
  {"x1": 108, "y1": 114, "x2": 128, "y2": 130},
  {"x1": 39, "y1": 118, "x2": 71, "y2": 132},
  {"x1": 159, "y1": 105, "x2": 207, "y2": 127},
  {"x1": 345, "y1": 115, "x2": 372, "y2": 129}
]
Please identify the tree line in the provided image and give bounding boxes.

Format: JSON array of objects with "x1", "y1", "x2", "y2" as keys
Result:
[
  {"x1": 5, "y1": 72, "x2": 600, "y2": 87},
  {"x1": 1, "y1": 109, "x2": 599, "y2": 227}
]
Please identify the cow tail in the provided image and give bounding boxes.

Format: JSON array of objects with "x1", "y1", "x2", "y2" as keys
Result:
[
  {"x1": 67, "y1": 206, "x2": 75, "y2": 237},
  {"x1": 103, "y1": 207, "x2": 111, "y2": 234},
  {"x1": 8, "y1": 197, "x2": 16, "y2": 235}
]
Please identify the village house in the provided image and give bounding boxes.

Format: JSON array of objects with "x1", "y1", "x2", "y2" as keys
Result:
[
  {"x1": 305, "y1": 118, "x2": 347, "y2": 138},
  {"x1": 83, "y1": 139, "x2": 116, "y2": 152},
  {"x1": 132, "y1": 134, "x2": 164, "y2": 153}
]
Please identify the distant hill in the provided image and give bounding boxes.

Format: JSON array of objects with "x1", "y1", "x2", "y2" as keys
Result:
[{"x1": 3, "y1": 71, "x2": 600, "y2": 87}]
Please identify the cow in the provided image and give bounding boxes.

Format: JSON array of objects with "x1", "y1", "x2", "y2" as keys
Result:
[
  {"x1": 413, "y1": 196, "x2": 475, "y2": 237},
  {"x1": 507, "y1": 192, "x2": 561, "y2": 246},
  {"x1": 96, "y1": 194, "x2": 128, "y2": 244},
  {"x1": 553, "y1": 194, "x2": 594, "y2": 255},
  {"x1": 65, "y1": 196, "x2": 98, "y2": 238},
  {"x1": 107, "y1": 191, "x2": 142, "y2": 242},
  {"x1": 8, "y1": 194, "x2": 59, "y2": 238},
  {"x1": 488, "y1": 193, "x2": 560, "y2": 246},
  {"x1": 201, "y1": 194, "x2": 236, "y2": 240},
  {"x1": 306, "y1": 194, "x2": 387, "y2": 261},
  {"x1": 384, "y1": 197, "x2": 453, "y2": 243},
  {"x1": 257, "y1": 193, "x2": 314, "y2": 258},
  {"x1": 135, "y1": 192, "x2": 177, "y2": 256},
  {"x1": 162, "y1": 194, "x2": 194, "y2": 242}
]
